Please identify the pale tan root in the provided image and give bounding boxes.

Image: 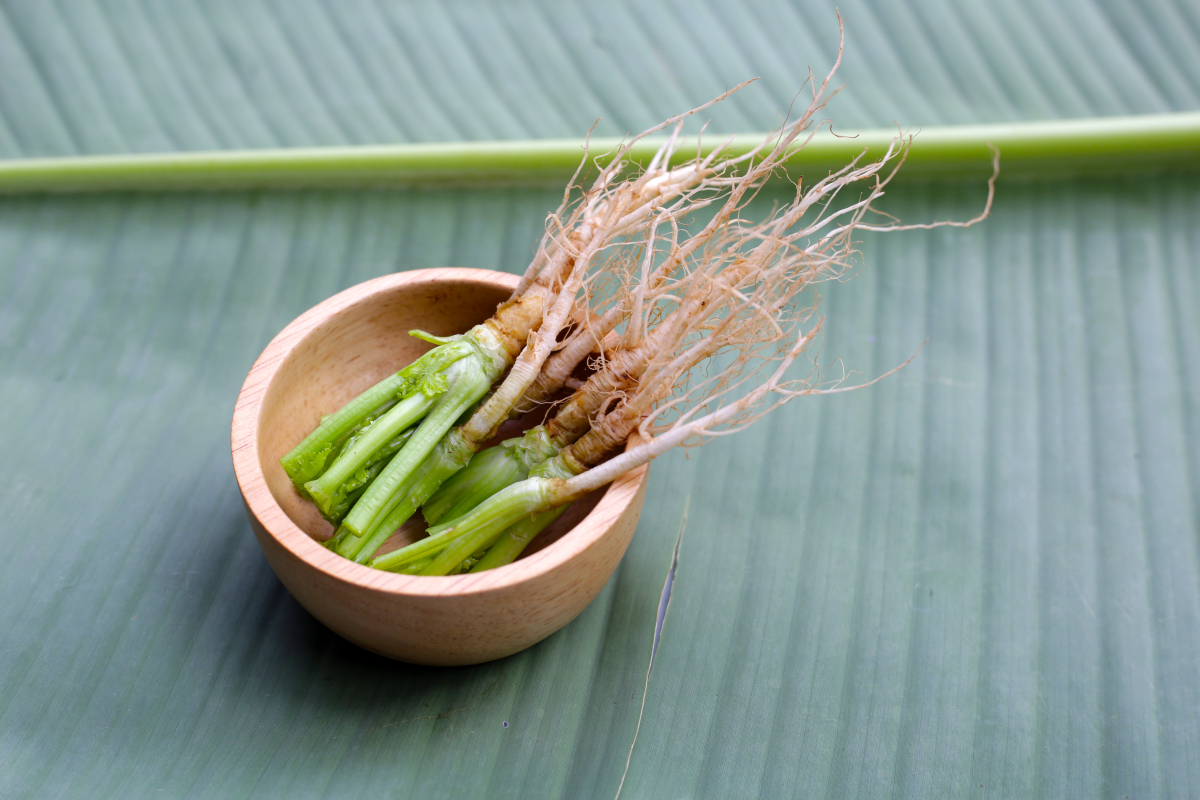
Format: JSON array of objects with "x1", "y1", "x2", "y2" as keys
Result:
[{"x1": 539, "y1": 20, "x2": 994, "y2": 503}]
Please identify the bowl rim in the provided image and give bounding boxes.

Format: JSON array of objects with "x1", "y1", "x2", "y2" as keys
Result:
[{"x1": 231, "y1": 267, "x2": 647, "y2": 598}]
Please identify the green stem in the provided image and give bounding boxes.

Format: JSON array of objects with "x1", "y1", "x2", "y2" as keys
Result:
[
  {"x1": 419, "y1": 527, "x2": 507, "y2": 577},
  {"x1": 464, "y1": 453, "x2": 581, "y2": 571},
  {"x1": 341, "y1": 352, "x2": 498, "y2": 538},
  {"x1": 3, "y1": 113, "x2": 1199, "y2": 192},
  {"x1": 422, "y1": 426, "x2": 559, "y2": 525},
  {"x1": 280, "y1": 373, "x2": 408, "y2": 486},
  {"x1": 280, "y1": 331, "x2": 472, "y2": 487},
  {"x1": 370, "y1": 474, "x2": 556, "y2": 573},
  {"x1": 369, "y1": 525, "x2": 472, "y2": 572},
  {"x1": 302, "y1": 393, "x2": 432, "y2": 516},
  {"x1": 320, "y1": 398, "x2": 395, "y2": 468},
  {"x1": 315, "y1": 428, "x2": 413, "y2": 524},
  {"x1": 421, "y1": 445, "x2": 520, "y2": 525},
  {"x1": 470, "y1": 505, "x2": 570, "y2": 572},
  {"x1": 419, "y1": 478, "x2": 557, "y2": 576},
  {"x1": 334, "y1": 467, "x2": 421, "y2": 561},
  {"x1": 351, "y1": 430, "x2": 483, "y2": 561},
  {"x1": 395, "y1": 556, "x2": 434, "y2": 575}
]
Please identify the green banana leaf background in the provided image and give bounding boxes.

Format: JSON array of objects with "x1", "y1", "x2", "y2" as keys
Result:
[{"x1": 2, "y1": 1, "x2": 1199, "y2": 798}]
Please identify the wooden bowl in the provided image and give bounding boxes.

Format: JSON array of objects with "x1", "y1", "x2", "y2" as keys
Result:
[{"x1": 231, "y1": 268, "x2": 648, "y2": 666}]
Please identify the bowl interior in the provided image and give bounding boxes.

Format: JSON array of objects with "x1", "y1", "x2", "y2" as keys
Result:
[{"x1": 256, "y1": 272, "x2": 604, "y2": 558}]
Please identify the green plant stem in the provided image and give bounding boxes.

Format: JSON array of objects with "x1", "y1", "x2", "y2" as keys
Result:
[
  {"x1": 316, "y1": 428, "x2": 413, "y2": 524},
  {"x1": 369, "y1": 525, "x2": 472, "y2": 572},
  {"x1": 421, "y1": 445, "x2": 524, "y2": 526},
  {"x1": 395, "y1": 556, "x2": 434, "y2": 575},
  {"x1": 303, "y1": 393, "x2": 432, "y2": 516},
  {"x1": 280, "y1": 331, "x2": 472, "y2": 487},
  {"x1": 347, "y1": 405, "x2": 562, "y2": 564},
  {"x1": 340, "y1": 431, "x2": 475, "y2": 561},
  {"x1": 341, "y1": 352, "x2": 499, "y2": 538},
  {"x1": 371, "y1": 477, "x2": 553, "y2": 574},
  {"x1": 465, "y1": 454, "x2": 580, "y2": 571},
  {"x1": 334, "y1": 467, "x2": 423, "y2": 561},
  {"x1": 280, "y1": 373, "x2": 409, "y2": 486},
  {"x1": 334, "y1": 395, "x2": 491, "y2": 560},
  {"x1": 4, "y1": 113, "x2": 1199, "y2": 192},
  {"x1": 320, "y1": 399, "x2": 395, "y2": 469},
  {"x1": 419, "y1": 478, "x2": 558, "y2": 576},
  {"x1": 470, "y1": 505, "x2": 570, "y2": 572},
  {"x1": 336, "y1": 434, "x2": 476, "y2": 563},
  {"x1": 370, "y1": 450, "x2": 578, "y2": 575},
  {"x1": 422, "y1": 426, "x2": 559, "y2": 525}
]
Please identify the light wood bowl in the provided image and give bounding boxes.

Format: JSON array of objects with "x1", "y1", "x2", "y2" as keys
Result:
[{"x1": 231, "y1": 268, "x2": 648, "y2": 666}]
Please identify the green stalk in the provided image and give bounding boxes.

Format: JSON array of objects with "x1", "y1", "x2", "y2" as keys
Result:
[
  {"x1": 369, "y1": 524, "x2": 474, "y2": 572},
  {"x1": 320, "y1": 398, "x2": 396, "y2": 468},
  {"x1": 369, "y1": 439, "x2": 578, "y2": 573},
  {"x1": 470, "y1": 506, "x2": 570, "y2": 572},
  {"x1": 337, "y1": 455, "x2": 442, "y2": 562},
  {"x1": 371, "y1": 475, "x2": 556, "y2": 574},
  {"x1": 422, "y1": 426, "x2": 559, "y2": 525},
  {"x1": 333, "y1": 393, "x2": 491, "y2": 560},
  {"x1": 395, "y1": 556, "x2": 434, "y2": 575},
  {"x1": 3, "y1": 113, "x2": 1198, "y2": 192},
  {"x1": 449, "y1": 551, "x2": 488, "y2": 575},
  {"x1": 343, "y1": 500, "x2": 417, "y2": 562},
  {"x1": 315, "y1": 428, "x2": 413, "y2": 524},
  {"x1": 280, "y1": 375, "x2": 407, "y2": 486},
  {"x1": 340, "y1": 344, "x2": 504, "y2": 538},
  {"x1": 340, "y1": 432, "x2": 474, "y2": 562},
  {"x1": 419, "y1": 477, "x2": 559, "y2": 576},
  {"x1": 302, "y1": 392, "x2": 433, "y2": 516},
  {"x1": 344, "y1": 393, "x2": 559, "y2": 564},
  {"x1": 467, "y1": 454, "x2": 581, "y2": 571},
  {"x1": 333, "y1": 466, "x2": 421, "y2": 560},
  {"x1": 420, "y1": 445, "x2": 523, "y2": 525},
  {"x1": 280, "y1": 331, "x2": 472, "y2": 486}
]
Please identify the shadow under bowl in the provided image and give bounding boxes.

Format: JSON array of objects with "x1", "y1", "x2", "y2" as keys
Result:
[{"x1": 231, "y1": 268, "x2": 648, "y2": 666}]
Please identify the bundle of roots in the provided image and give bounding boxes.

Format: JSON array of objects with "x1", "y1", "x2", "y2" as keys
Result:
[{"x1": 281, "y1": 27, "x2": 994, "y2": 576}]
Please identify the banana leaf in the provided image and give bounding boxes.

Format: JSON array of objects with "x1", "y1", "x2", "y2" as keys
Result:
[{"x1": 1, "y1": 2, "x2": 1198, "y2": 798}]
